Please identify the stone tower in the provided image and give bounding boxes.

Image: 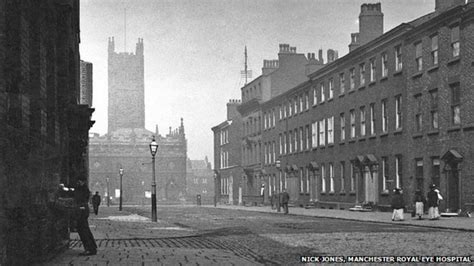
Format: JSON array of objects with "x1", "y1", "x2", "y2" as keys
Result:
[{"x1": 107, "y1": 37, "x2": 145, "y2": 133}]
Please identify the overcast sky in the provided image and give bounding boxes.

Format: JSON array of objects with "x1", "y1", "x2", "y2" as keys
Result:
[{"x1": 80, "y1": 0, "x2": 434, "y2": 164}]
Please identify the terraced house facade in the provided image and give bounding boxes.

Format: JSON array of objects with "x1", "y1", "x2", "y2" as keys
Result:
[{"x1": 214, "y1": 0, "x2": 474, "y2": 213}]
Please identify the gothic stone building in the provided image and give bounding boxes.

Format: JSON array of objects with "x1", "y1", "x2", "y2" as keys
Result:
[
  {"x1": 0, "y1": 1, "x2": 94, "y2": 264},
  {"x1": 214, "y1": 0, "x2": 474, "y2": 213},
  {"x1": 89, "y1": 38, "x2": 187, "y2": 203}
]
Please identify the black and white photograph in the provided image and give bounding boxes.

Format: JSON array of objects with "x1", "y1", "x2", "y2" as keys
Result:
[{"x1": 1, "y1": 0, "x2": 474, "y2": 265}]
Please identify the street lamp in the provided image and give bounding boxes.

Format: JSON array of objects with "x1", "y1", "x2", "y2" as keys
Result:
[
  {"x1": 149, "y1": 136, "x2": 159, "y2": 222},
  {"x1": 119, "y1": 167, "x2": 124, "y2": 211}
]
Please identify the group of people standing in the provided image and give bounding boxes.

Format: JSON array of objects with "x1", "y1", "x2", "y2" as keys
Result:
[
  {"x1": 391, "y1": 184, "x2": 443, "y2": 221},
  {"x1": 270, "y1": 189, "x2": 290, "y2": 214}
]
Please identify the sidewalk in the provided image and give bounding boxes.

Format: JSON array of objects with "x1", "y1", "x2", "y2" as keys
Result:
[
  {"x1": 205, "y1": 204, "x2": 474, "y2": 231},
  {"x1": 43, "y1": 206, "x2": 259, "y2": 266}
]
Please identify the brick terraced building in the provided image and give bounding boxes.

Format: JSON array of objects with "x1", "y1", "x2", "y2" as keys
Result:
[{"x1": 213, "y1": 0, "x2": 474, "y2": 213}]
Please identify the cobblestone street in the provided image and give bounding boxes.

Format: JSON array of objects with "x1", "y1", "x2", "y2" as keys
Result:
[{"x1": 44, "y1": 205, "x2": 474, "y2": 265}]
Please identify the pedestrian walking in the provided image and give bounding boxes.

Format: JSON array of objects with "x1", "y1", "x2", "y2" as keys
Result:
[
  {"x1": 427, "y1": 184, "x2": 441, "y2": 220},
  {"x1": 91, "y1": 191, "x2": 101, "y2": 215},
  {"x1": 281, "y1": 189, "x2": 290, "y2": 214},
  {"x1": 391, "y1": 188, "x2": 405, "y2": 221},
  {"x1": 74, "y1": 179, "x2": 97, "y2": 256},
  {"x1": 413, "y1": 189, "x2": 425, "y2": 220}
]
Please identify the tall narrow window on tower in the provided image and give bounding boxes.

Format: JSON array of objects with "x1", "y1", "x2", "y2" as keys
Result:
[
  {"x1": 451, "y1": 25, "x2": 460, "y2": 58},
  {"x1": 431, "y1": 34, "x2": 438, "y2": 65},
  {"x1": 415, "y1": 42, "x2": 423, "y2": 71},
  {"x1": 381, "y1": 53, "x2": 388, "y2": 77},
  {"x1": 395, "y1": 45, "x2": 403, "y2": 71},
  {"x1": 451, "y1": 83, "x2": 461, "y2": 125}
]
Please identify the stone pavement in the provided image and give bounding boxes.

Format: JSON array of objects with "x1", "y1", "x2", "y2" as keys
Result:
[
  {"x1": 42, "y1": 206, "x2": 260, "y2": 266},
  {"x1": 205, "y1": 204, "x2": 474, "y2": 231}
]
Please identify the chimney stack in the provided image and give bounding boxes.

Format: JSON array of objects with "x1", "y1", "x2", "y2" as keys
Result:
[
  {"x1": 227, "y1": 99, "x2": 241, "y2": 120},
  {"x1": 358, "y1": 3, "x2": 384, "y2": 46}
]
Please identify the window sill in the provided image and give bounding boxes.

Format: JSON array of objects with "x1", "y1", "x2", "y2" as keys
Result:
[
  {"x1": 380, "y1": 76, "x2": 388, "y2": 82},
  {"x1": 349, "y1": 191, "x2": 356, "y2": 196},
  {"x1": 348, "y1": 139, "x2": 356, "y2": 143},
  {"x1": 327, "y1": 143, "x2": 334, "y2": 148},
  {"x1": 358, "y1": 137, "x2": 366, "y2": 142},
  {"x1": 339, "y1": 191, "x2": 346, "y2": 196},
  {"x1": 339, "y1": 141, "x2": 345, "y2": 145},
  {"x1": 339, "y1": 93, "x2": 345, "y2": 98},
  {"x1": 427, "y1": 65, "x2": 439, "y2": 73},
  {"x1": 380, "y1": 132, "x2": 389, "y2": 138},
  {"x1": 329, "y1": 192, "x2": 335, "y2": 195},
  {"x1": 320, "y1": 101, "x2": 325, "y2": 105},
  {"x1": 368, "y1": 134, "x2": 376, "y2": 140},
  {"x1": 427, "y1": 130, "x2": 439, "y2": 136},
  {"x1": 327, "y1": 98, "x2": 334, "y2": 103},
  {"x1": 348, "y1": 89, "x2": 355, "y2": 94},
  {"x1": 447, "y1": 125, "x2": 461, "y2": 132},
  {"x1": 411, "y1": 71, "x2": 423, "y2": 79},
  {"x1": 381, "y1": 190, "x2": 390, "y2": 196},
  {"x1": 320, "y1": 192, "x2": 326, "y2": 195},
  {"x1": 447, "y1": 57, "x2": 460, "y2": 66},
  {"x1": 393, "y1": 70, "x2": 403, "y2": 76},
  {"x1": 463, "y1": 123, "x2": 474, "y2": 132},
  {"x1": 368, "y1": 81, "x2": 376, "y2": 86},
  {"x1": 394, "y1": 128, "x2": 403, "y2": 135},
  {"x1": 412, "y1": 132, "x2": 423, "y2": 139},
  {"x1": 319, "y1": 146, "x2": 326, "y2": 150},
  {"x1": 358, "y1": 85, "x2": 366, "y2": 90}
]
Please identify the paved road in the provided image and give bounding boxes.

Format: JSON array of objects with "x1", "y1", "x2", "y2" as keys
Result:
[{"x1": 44, "y1": 205, "x2": 474, "y2": 265}]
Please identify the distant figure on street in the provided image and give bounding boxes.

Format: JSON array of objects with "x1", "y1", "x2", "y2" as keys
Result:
[
  {"x1": 427, "y1": 184, "x2": 441, "y2": 220},
  {"x1": 271, "y1": 191, "x2": 276, "y2": 209},
  {"x1": 74, "y1": 179, "x2": 97, "y2": 256},
  {"x1": 391, "y1": 188, "x2": 405, "y2": 221},
  {"x1": 413, "y1": 189, "x2": 425, "y2": 220},
  {"x1": 281, "y1": 189, "x2": 290, "y2": 214},
  {"x1": 92, "y1": 191, "x2": 101, "y2": 215}
]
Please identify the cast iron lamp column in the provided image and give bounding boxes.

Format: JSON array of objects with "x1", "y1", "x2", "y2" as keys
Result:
[
  {"x1": 149, "y1": 136, "x2": 159, "y2": 222},
  {"x1": 119, "y1": 167, "x2": 124, "y2": 211}
]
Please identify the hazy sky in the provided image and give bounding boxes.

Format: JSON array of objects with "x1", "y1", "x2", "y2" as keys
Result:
[{"x1": 80, "y1": 0, "x2": 434, "y2": 163}]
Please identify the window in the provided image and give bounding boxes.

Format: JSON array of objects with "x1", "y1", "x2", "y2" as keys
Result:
[
  {"x1": 289, "y1": 130, "x2": 293, "y2": 153},
  {"x1": 279, "y1": 105, "x2": 282, "y2": 120},
  {"x1": 305, "y1": 92, "x2": 309, "y2": 110},
  {"x1": 370, "y1": 59, "x2": 376, "y2": 82},
  {"x1": 313, "y1": 87, "x2": 317, "y2": 106},
  {"x1": 299, "y1": 95, "x2": 303, "y2": 113},
  {"x1": 431, "y1": 158, "x2": 440, "y2": 187},
  {"x1": 272, "y1": 110, "x2": 275, "y2": 127},
  {"x1": 305, "y1": 125, "x2": 310, "y2": 150},
  {"x1": 395, "y1": 155, "x2": 402, "y2": 189},
  {"x1": 350, "y1": 68, "x2": 355, "y2": 90},
  {"x1": 395, "y1": 45, "x2": 403, "y2": 71},
  {"x1": 340, "y1": 73, "x2": 345, "y2": 94},
  {"x1": 300, "y1": 169, "x2": 304, "y2": 193},
  {"x1": 294, "y1": 96, "x2": 298, "y2": 114},
  {"x1": 382, "y1": 157, "x2": 388, "y2": 192},
  {"x1": 430, "y1": 89, "x2": 439, "y2": 129},
  {"x1": 283, "y1": 132, "x2": 287, "y2": 154},
  {"x1": 382, "y1": 99, "x2": 388, "y2": 132},
  {"x1": 431, "y1": 34, "x2": 438, "y2": 65},
  {"x1": 272, "y1": 142, "x2": 275, "y2": 163},
  {"x1": 306, "y1": 168, "x2": 310, "y2": 194},
  {"x1": 320, "y1": 83, "x2": 325, "y2": 102},
  {"x1": 340, "y1": 162, "x2": 345, "y2": 192},
  {"x1": 329, "y1": 163, "x2": 334, "y2": 193},
  {"x1": 288, "y1": 100, "x2": 293, "y2": 117},
  {"x1": 321, "y1": 164, "x2": 326, "y2": 193},
  {"x1": 415, "y1": 94, "x2": 422, "y2": 132},
  {"x1": 451, "y1": 83, "x2": 461, "y2": 125},
  {"x1": 263, "y1": 113, "x2": 267, "y2": 130},
  {"x1": 415, "y1": 159, "x2": 423, "y2": 191},
  {"x1": 350, "y1": 110, "x2": 356, "y2": 138},
  {"x1": 279, "y1": 134, "x2": 282, "y2": 155},
  {"x1": 327, "y1": 116, "x2": 334, "y2": 144},
  {"x1": 340, "y1": 113, "x2": 345, "y2": 141},
  {"x1": 350, "y1": 162, "x2": 355, "y2": 191},
  {"x1": 319, "y1": 120, "x2": 326, "y2": 146},
  {"x1": 283, "y1": 103, "x2": 287, "y2": 118},
  {"x1": 264, "y1": 143, "x2": 268, "y2": 165},
  {"x1": 328, "y1": 78, "x2": 334, "y2": 99},
  {"x1": 360, "y1": 107, "x2": 366, "y2": 137},
  {"x1": 415, "y1": 42, "x2": 422, "y2": 72},
  {"x1": 311, "y1": 122, "x2": 317, "y2": 148},
  {"x1": 451, "y1": 25, "x2": 460, "y2": 57},
  {"x1": 395, "y1": 95, "x2": 402, "y2": 130},
  {"x1": 370, "y1": 103, "x2": 375, "y2": 135},
  {"x1": 359, "y1": 63, "x2": 366, "y2": 86},
  {"x1": 300, "y1": 127, "x2": 304, "y2": 151},
  {"x1": 294, "y1": 129, "x2": 298, "y2": 152},
  {"x1": 381, "y1": 53, "x2": 388, "y2": 77}
]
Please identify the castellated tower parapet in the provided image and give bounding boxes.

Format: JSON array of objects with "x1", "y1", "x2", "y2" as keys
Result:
[{"x1": 108, "y1": 37, "x2": 145, "y2": 133}]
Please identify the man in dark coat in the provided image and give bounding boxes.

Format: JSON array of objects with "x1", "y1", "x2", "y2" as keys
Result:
[
  {"x1": 427, "y1": 184, "x2": 440, "y2": 220},
  {"x1": 75, "y1": 179, "x2": 97, "y2": 256},
  {"x1": 91, "y1": 191, "x2": 101, "y2": 215},
  {"x1": 281, "y1": 189, "x2": 290, "y2": 214},
  {"x1": 391, "y1": 188, "x2": 405, "y2": 221}
]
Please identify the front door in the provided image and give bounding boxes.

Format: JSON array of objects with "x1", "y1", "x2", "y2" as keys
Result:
[
  {"x1": 364, "y1": 167, "x2": 377, "y2": 203},
  {"x1": 228, "y1": 176, "x2": 233, "y2": 204},
  {"x1": 447, "y1": 164, "x2": 460, "y2": 212}
]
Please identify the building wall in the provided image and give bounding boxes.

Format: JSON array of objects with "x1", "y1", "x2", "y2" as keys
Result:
[{"x1": 0, "y1": 1, "x2": 93, "y2": 264}]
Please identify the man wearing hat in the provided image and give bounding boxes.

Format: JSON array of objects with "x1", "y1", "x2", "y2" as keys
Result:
[{"x1": 74, "y1": 179, "x2": 97, "y2": 255}]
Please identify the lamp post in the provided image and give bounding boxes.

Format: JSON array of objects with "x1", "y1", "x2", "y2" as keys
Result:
[
  {"x1": 149, "y1": 136, "x2": 159, "y2": 222},
  {"x1": 275, "y1": 160, "x2": 281, "y2": 212},
  {"x1": 119, "y1": 167, "x2": 124, "y2": 211}
]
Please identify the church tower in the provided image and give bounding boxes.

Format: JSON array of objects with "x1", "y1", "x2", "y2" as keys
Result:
[{"x1": 107, "y1": 37, "x2": 145, "y2": 133}]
